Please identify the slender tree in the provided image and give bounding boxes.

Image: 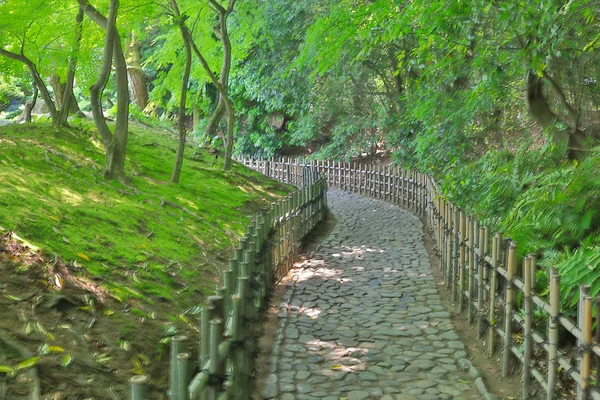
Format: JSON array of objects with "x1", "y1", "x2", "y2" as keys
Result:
[
  {"x1": 0, "y1": 47, "x2": 59, "y2": 124},
  {"x1": 78, "y1": 0, "x2": 130, "y2": 180},
  {"x1": 59, "y1": 5, "x2": 86, "y2": 125},
  {"x1": 170, "y1": 0, "x2": 193, "y2": 183}
]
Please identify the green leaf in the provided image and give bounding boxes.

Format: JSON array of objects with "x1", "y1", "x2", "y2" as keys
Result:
[
  {"x1": 17, "y1": 357, "x2": 40, "y2": 370},
  {"x1": 0, "y1": 365, "x2": 15, "y2": 374},
  {"x1": 60, "y1": 354, "x2": 73, "y2": 367}
]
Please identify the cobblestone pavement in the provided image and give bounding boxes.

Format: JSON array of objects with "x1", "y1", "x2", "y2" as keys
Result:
[{"x1": 262, "y1": 190, "x2": 490, "y2": 400}]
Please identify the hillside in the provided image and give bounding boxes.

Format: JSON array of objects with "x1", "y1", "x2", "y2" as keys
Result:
[{"x1": 0, "y1": 120, "x2": 291, "y2": 399}]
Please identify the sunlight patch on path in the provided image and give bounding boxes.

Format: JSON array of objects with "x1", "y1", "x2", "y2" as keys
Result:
[{"x1": 262, "y1": 190, "x2": 485, "y2": 400}]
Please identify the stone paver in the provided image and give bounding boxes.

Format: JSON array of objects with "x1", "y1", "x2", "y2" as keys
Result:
[{"x1": 262, "y1": 190, "x2": 488, "y2": 399}]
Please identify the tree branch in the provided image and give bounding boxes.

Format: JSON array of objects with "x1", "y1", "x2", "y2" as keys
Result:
[
  {"x1": 207, "y1": 0, "x2": 225, "y2": 14},
  {"x1": 76, "y1": 0, "x2": 108, "y2": 29},
  {"x1": 542, "y1": 70, "x2": 578, "y2": 123}
]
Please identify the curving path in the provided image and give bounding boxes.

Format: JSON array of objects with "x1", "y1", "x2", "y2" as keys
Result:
[{"x1": 261, "y1": 190, "x2": 493, "y2": 400}]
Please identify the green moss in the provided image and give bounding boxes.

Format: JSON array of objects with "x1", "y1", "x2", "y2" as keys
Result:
[{"x1": 0, "y1": 120, "x2": 292, "y2": 314}]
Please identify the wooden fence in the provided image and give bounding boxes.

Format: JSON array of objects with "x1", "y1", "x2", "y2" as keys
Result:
[
  {"x1": 238, "y1": 157, "x2": 428, "y2": 215},
  {"x1": 242, "y1": 157, "x2": 600, "y2": 400},
  {"x1": 129, "y1": 166, "x2": 326, "y2": 399}
]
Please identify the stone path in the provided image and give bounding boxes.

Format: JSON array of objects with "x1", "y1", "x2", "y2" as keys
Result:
[{"x1": 262, "y1": 190, "x2": 493, "y2": 400}]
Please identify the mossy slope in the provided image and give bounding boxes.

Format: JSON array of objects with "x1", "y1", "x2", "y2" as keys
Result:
[
  {"x1": 0, "y1": 121, "x2": 291, "y2": 306},
  {"x1": 0, "y1": 120, "x2": 292, "y2": 398}
]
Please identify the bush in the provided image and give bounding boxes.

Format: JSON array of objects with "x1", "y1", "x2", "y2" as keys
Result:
[{"x1": 439, "y1": 143, "x2": 600, "y2": 308}]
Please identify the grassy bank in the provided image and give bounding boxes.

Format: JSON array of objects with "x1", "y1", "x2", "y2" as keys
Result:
[{"x1": 0, "y1": 120, "x2": 291, "y2": 398}]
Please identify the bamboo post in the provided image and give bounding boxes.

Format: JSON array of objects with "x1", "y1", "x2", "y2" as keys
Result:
[
  {"x1": 477, "y1": 226, "x2": 485, "y2": 340},
  {"x1": 523, "y1": 256, "x2": 533, "y2": 399},
  {"x1": 451, "y1": 208, "x2": 459, "y2": 301},
  {"x1": 169, "y1": 336, "x2": 188, "y2": 400},
  {"x1": 200, "y1": 307, "x2": 211, "y2": 368},
  {"x1": 208, "y1": 319, "x2": 224, "y2": 400},
  {"x1": 176, "y1": 353, "x2": 190, "y2": 400},
  {"x1": 596, "y1": 298, "x2": 600, "y2": 392},
  {"x1": 578, "y1": 289, "x2": 593, "y2": 400},
  {"x1": 502, "y1": 241, "x2": 517, "y2": 377},
  {"x1": 468, "y1": 218, "x2": 476, "y2": 324},
  {"x1": 458, "y1": 213, "x2": 466, "y2": 311},
  {"x1": 483, "y1": 227, "x2": 489, "y2": 301},
  {"x1": 441, "y1": 201, "x2": 447, "y2": 281},
  {"x1": 489, "y1": 234, "x2": 501, "y2": 357},
  {"x1": 547, "y1": 269, "x2": 560, "y2": 400},
  {"x1": 446, "y1": 204, "x2": 453, "y2": 289},
  {"x1": 130, "y1": 375, "x2": 149, "y2": 400}
]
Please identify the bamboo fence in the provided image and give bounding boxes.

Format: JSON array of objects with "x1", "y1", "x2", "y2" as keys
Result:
[
  {"x1": 241, "y1": 157, "x2": 600, "y2": 400},
  {"x1": 130, "y1": 162, "x2": 326, "y2": 399}
]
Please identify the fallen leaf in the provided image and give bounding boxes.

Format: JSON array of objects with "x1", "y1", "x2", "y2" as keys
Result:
[
  {"x1": 330, "y1": 364, "x2": 342, "y2": 370},
  {"x1": 95, "y1": 354, "x2": 112, "y2": 363},
  {"x1": 77, "y1": 253, "x2": 90, "y2": 261},
  {"x1": 17, "y1": 357, "x2": 40, "y2": 370},
  {"x1": 60, "y1": 354, "x2": 73, "y2": 367},
  {"x1": 49, "y1": 215, "x2": 60, "y2": 222},
  {"x1": 54, "y1": 274, "x2": 64, "y2": 289},
  {"x1": 47, "y1": 346, "x2": 65, "y2": 353}
]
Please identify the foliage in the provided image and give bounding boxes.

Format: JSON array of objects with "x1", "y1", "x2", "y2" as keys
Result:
[
  {"x1": 439, "y1": 142, "x2": 600, "y2": 307},
  {"x1": 0, "y1": 75, "x2": 24, "y2": 110}
]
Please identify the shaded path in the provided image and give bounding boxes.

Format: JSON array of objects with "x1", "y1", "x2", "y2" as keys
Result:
[{"x1": 262, "y1": 190, "x2": 491, "y2": 400}]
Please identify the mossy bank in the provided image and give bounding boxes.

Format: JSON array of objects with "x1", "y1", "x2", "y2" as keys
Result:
[{"x1": 0, "y1": 120, "x2": 291, "y2": 398}]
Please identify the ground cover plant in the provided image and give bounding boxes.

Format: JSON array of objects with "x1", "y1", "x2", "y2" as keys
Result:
[{"x1": 0, "y1": 120, "x2": 291, "y2": 398}]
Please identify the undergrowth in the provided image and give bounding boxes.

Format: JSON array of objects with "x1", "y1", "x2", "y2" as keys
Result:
[{"x1": 438, "y1": 142, "x2": 600, "y2": 308}]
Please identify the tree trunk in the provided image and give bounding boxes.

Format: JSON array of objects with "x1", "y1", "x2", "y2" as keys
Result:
[
  {"x1": 176, "y1": 0, "x2": 236, "y2": 170},
  {"x1": 87, "y1": 0, "x2": 117, "y2": 149},
  {"x1": 79, "y1": 0, "x2": 130, "y2": 180},
  {"x1": 0, "y1": 49, "x2": 58, "y2": 125},
  {"x1": 126, "y1": 31, "x2": 148, "y2": 110},
  {"x1": 205, "y1": 98, "x2": 225, "y2": 141},
  {"x1": 109, "y1": 31, "x2": 130, "y2": 180},
  {"x1": 51, "y1": 74, "x2": 66, "y2": 110},
  {"x1": 524, "y1": 71, "x2": 586, "y2": 158},
  {"x1": 170, "y1": 0, "x2": 192, "y2": 184},
  {"x1": 223, "y1": 97, "x2": 234, "y2": 170},
  {"x1": 24, "y1": 84, "x2": 38, "y2": 123},
  {"x1": 60, "y1": 6, "x2": 85, "y2": 126}
]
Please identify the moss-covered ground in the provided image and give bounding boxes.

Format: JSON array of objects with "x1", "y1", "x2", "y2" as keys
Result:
[{"x1": 0, "y1": 120, "x2": 292, "y2": 398}]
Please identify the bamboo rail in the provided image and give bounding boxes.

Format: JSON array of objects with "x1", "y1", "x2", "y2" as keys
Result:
[{"x1": 130, "y1": 158, "x2": 326, "y2": 399}]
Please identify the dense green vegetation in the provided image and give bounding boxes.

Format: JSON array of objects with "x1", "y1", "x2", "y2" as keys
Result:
[{"x1": 0, "y1": 0, "x2": 599, "y2": 328}]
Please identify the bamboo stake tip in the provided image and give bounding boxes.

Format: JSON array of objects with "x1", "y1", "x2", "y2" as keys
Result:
[
  {"x1": 172, "y1": 335, "x2": 188, "y2": 342},
  {"x1": 130, "y1": 375, "x2": 149, "y2": 384}
]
